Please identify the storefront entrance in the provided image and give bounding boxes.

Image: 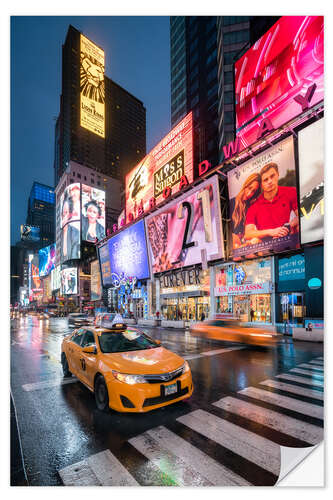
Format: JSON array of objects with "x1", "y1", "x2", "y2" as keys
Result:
[
  {"x1": 279, "y1": 292, "x2": 305, "y2": 325},
  {"x1": 161, "y1": 295, "x2": 210, "y2": 321}
]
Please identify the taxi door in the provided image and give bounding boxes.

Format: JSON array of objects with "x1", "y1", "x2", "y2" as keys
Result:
[
  {"x1": 67, "y1": 328, "x2": 86, "y2": 376},
  {"x1": 78, "y1": 330, "x2": 98, "y2": 390}
]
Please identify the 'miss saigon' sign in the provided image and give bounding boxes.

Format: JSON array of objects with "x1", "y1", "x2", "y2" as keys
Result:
[{"x1": 214, "y1": 282, "x2": 272, "y2": 296}]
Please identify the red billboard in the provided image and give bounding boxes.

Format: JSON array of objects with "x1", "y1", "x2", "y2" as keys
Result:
[
  {"x1": 235, "y1": 16, "x2": 324, "y2": 150},
  {"x1": 125, "y1": 112, "x2": 193, "y2": 220}
]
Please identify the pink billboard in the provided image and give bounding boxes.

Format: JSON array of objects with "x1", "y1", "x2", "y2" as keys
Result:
[
  {"x1": 145, "y1": 175, "x2": 224, "y2": 273},
  {"x1": 235, "y1": 16, "x2": 324, "y2": 150}
]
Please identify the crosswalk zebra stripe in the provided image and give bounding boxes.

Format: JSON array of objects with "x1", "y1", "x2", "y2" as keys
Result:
[
  {"x1": 298, "y1": 363, "x2": 323, "y2": 372},
  {"x1": 315, "y1": 357, "x2": 324, "y2": 361},
  {"x1": 177, "y1": 409, "x2": 280, "y2": 476},
  {"x1": 290, "y1": 368, "x2": 324, "y2": 379},
  {"x1": 22, "y1": 377, "x2": 78, "y2": 391},
  {"x1": 202, "y1": 347, "x2": 245, "y2": 356},
  {"x1": 213, "y1": 397, "x2": 323, "y2": 445},
  {"x1": 276, "y1": 374, "x2": 324, "y2": 388},
  {"x1": 309, "y1": 360, "x2": 324, "y2": 366},
  {"x1": 129, "y1": 426, "x2": 251, "y2": 486},
  {"x1": 259, "y1": 380, "x2": 324, "y2": 401},
  {"x1": 58, "y1": 449, "x2": 138, "y2": 486},
  {"x1": 238, "y1": 386, "x2": 323, "y2": 420}
]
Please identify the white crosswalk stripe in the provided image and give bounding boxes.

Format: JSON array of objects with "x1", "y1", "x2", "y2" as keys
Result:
[
  {"x1": 22, "y1": 377, "x2": 78, "y2": 391},
  {"x1": 275, "y1": 373, "x2": 324, "y2": 388},
  {"x1": 129, "y1": 426, "x2": 251, "y2": 486},
  {"x1": 213, "y1": 396, "x2": 323, "y2": 445},
  {"x1": 238, "y1": 386, "x2": 323, "y2": 419},
  {"x1": 177, "y1": 409, "x2": 280, "y2": 476},
  {"x1": 309, "y1": 360, "x2": 324, "y2": 366},
  {"x1": 298, "y1": 363, "x2": 323, "y2": 372},
  {"x1": 260, "y1": 379, "x2": 324, "y2": 400},
  {"x1": 289, "y1": 368, "x2": 324, "y2": 378}
]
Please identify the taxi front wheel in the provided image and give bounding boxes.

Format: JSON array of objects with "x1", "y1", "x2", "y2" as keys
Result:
[
  {"x1": 61, "y1": 353, "x2": 72, "y2": 378},
  {"x1": 95, "y1": 375, "x2": 110, "y2": 412}
]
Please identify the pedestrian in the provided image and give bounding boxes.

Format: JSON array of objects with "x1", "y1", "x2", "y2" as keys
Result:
[
  {"x1": 201, "y1": 312, "x2": 205, "y2": 321},
  {"x1": 250, "y1": 308, "x2": 255, "y2": 322}
]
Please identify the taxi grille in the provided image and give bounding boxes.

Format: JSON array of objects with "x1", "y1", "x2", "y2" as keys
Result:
[
  {"x1": 142, "y1": 365, "x2": 184, "y2": 384},
  {"x1": 143, "y1": 386, "x2": 189, "y2": 407}
]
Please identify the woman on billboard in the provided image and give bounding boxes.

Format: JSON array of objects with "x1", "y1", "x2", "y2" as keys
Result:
[
  {"x1": 231, "y1": 173, "x2": 261, "y2": 248},
  {"x1": 82, "y1": 200, "x2": 105, "y2": 241},
  {"x1": 61, "y1": 195, "x2": 80, "y2": 261}
]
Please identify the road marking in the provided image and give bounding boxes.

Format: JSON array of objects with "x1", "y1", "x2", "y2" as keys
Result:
[
  {"x1": 59, "y1": 449, "x2": 138, "y2": 486},
  {"x1": 298, "y1": 363, "x2": 323, "y2": 372},
  {"x1": 309, "y1": 360, "x2": 324, "y2": 366},
  {"x1": 183, "y1": 346, "x2": 244, "y2": 360},
  {"x1": 276, "y1": 374, "x2": 323, "y2": 388},
  {"x1": 213, "y1": 396, "x2": 323, "y2": 445},
  {"x1": 177, "y1": 409, "x2": 280, "y2": 476},
  {"x1": 22, "y1": 377, "x2": 78, "y2": 392},
  {"x1": 259, "y1": 380, "x2": 324, "y2": 400},
  {"x1": 290, "y1": 368, "x2": 324, "y2": 379},
  {"x1": 130, "y1": 426, "x2": 251, "y2": 486},
  {"x1": 183, "y1": 354, "x2": 204, "y2": 360},
  {"x1": 238, "y1": 386, "x2": 323, "y2": 420}
]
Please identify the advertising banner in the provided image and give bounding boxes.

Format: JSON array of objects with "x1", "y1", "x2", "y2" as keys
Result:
[
  {"x1": 215, "y1": 282, "x2": 272, "y2": 296},
  {"x1": 61, "y1": 268, "x2": 78, "y2": 295},
  {"x1": 108, "y1": 219, "x2": 150, "y2": 280},
  {"x1": 298, "y1": 118, "x2": 324, "y2": 244},
  {"x1": 81, "y1": 184, "x2": 105, "y2": 242},
  {"x1": 228, "y1": 136, "x2": 299, "y2": 258},
  {"x1": 279, "y1": 254, "x2": 305, "y2": 281},
  {"x1": 42, "y1": 275, "x2": 52, "y2": 301},
  {"x1": 30, "y1": 254, "x2": 43, "y2": 299},
  {"x1": 39, "y1": 244, "x2": 56, "y2": 277},
  {"x1": 59, "y1": 183, "x2": 81, "y2": 262},
  {"x1": 125, "y1": 112, "x2": 193, "y2": 219},
  {"x1": 51, "y1": 265, "x2": 61, "y2": 291},
  {"x1": 20, "y1": 225, "x2": 40, "y2": 242},
  {"x1": 98, "y1": 242, "x2": 112, "y2": 287},
  {"x1": 91, "y1": 260, "x2": 102, "y2": 300},
  {"x1": 235, "y1": 16, "x2": 324, "y2": 150},
  {"x1": 80, "y1": 34, "x2": 105, "y2": 138},
  {"x1": 145, "y1": 175, "x2": 224, "y2": 273}
]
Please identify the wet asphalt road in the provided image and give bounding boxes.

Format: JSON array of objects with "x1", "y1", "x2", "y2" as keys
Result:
[{"x1": 10, "y1": 315, "x2": 324, "y2": 486}]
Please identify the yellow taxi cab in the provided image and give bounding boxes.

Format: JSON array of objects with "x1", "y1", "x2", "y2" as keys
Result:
[{"x1": 61, "y1": 317, "x2": 193, "y2": 413}]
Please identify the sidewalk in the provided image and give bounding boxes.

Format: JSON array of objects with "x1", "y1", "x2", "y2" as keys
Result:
[{"x1": 10, "y1": 394, "x2": 28, "y2": 486}]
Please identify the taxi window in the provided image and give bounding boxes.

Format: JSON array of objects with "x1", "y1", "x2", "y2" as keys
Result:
[
  {"x1": 81, "y1": 330, "x2": 95, "y2": 347},
  {"x1": 98, "y1": 330, "x2": 158, "y2": 353},
  {"x1": 72, "y1": 329, "x2": 85, "y2": 346}
]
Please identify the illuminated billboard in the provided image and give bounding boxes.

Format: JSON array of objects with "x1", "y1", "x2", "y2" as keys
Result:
[
  {"x1": 59, "y1": 183, "x2": 81, "y2": 263},
  {"x1": 61, "y1": 268, "x2": 78, "y2": 295},
  {"x1": 235, "y1": 16, "x2": 324, "y2": 150},
  {"x1": 98, "y1": 242, "x2": 112, "y2": 287},
  {"x1": 125, "y1": 112, "x2": 193, "y2": 219},
  {"x1": 80, "y1": 34, "x2": 105, "y2": 138},
  {"x1": 81, "y1": 184, "x2": 105, "y2": 242},
  {"x1": 29, "y1": 254, "x2": 43, "y2": 300},
  {"x1": 228, "y1": 136, "x2": 300, "y2": 259},
  {"x1": 145, "y1": 175, "x2": 224, "y2": 273},
  {"x1": 108, "y1": 219, "x2": 150, "y2": 280},
  {"x1": 91, "y1": 260, "x2": 102, "y2": 301},
  {"x1": 51, "y1": 265, "x2": 61, "y2": 291},
  {"x1": 21, "y1": 225, "x2": 40, "y2": 241},
  {"x1": 42, "y1": 275, "x2": 52, "y2": 301},
  {"x1": 39, "y1": 244, "x2": 56, "y2": 277},
  {"x1": 298, "y1": 118, "x2": 324, "y2": 244}
]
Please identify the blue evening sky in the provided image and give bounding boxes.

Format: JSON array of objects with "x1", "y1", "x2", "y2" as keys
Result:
[{"x1": 10, "y1": 16, "x2": 171, "y2": 244}]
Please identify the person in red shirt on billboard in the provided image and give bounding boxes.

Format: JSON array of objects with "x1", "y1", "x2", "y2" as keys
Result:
[{"x1": 244, "y1": 162, "x2": 299, "y2": 242}]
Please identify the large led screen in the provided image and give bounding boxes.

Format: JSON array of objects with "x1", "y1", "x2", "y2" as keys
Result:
[
  {"x1": 80, "y1": 34, "x2": 105, "y2": 138},
  {"x1": 30, "y1": 255, "x2": 42, "y2": 299},
  {"x1": 59, "y1": 183, "x2": 81, "y2": 262},
  {"x1": 108, "y1": 219, "x2": 150, "y2": 280},
  {"x1": 145, "y1": 175, "x2": 224, "y2": 273},
  {"x1": 235, "y1": 16, "x2": 324, "y2": 150},
  {"x1": 21, "y1": 225, "x2": 40, "y2": 241},
  {"x1": 39, "y1": 244, "x2": 56, "y2": 277},
  {"x1": 125, "y1": 112, "x2": 193, "y2": 219},
  {"x1": 98, "y1": 242, "x2": 112, "y2": 287},
  {"x1": 91, "y1": 260, "x2": 102, "y2": 301},
  {"x1": 298, "y1": 118, "x2": 324, "y2": 244},
  {"x1": 228, "y1": 136, "x2": 300, "y2": 259},
  {"x1": 51, "y1": 265, "x2": 61, "y2": 291},
  {"x1": 61, "y1": 268, "x2": 78, "y2": 295},
  {"x1": 81, "y1": 184, "x2": 105, "y2": 242}
]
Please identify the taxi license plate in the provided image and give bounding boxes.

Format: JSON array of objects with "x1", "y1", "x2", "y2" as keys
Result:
[{"x1": 164, "y1": 383, "x2": 177, "y2": 396}]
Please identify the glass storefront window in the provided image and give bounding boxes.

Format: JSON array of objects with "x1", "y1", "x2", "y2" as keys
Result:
[
  {"x1": 249, "y1": 294, "x2": 271, "y2": 323},
  {"x1": 279, "y1": 293, "x2": 305, "y2": 325},
  {"x1": 161, "y1": 296, "x2": 210, "y2": 321}
]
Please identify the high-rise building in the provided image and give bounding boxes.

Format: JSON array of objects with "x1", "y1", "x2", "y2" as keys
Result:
[
  {"x1": 54, "y1": 25, "x2": 146, "y2": 186},
  {"x1": 170, "y1": 16, "x2": 279, "y2": 171},
  {"x1": 25, "y1": 182, "x2": 55, "y2": 247}
]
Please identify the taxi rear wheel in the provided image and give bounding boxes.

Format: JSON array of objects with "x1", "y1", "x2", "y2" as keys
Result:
[
  {"x1": 61, "y1": 353, "x2": 72, "y2": 378},
  {"x1": 95, "y1": 375, "x2": 110, "y2": 412}
]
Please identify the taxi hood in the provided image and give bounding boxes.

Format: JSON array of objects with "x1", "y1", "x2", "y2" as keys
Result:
[{"x1": 101, "y1": 347, "x2": 184, "y2": 374}]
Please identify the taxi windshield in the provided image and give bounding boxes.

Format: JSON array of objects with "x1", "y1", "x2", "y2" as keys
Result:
[{"x1": 99, "y1": 330, "x2": 159, "y2": 353}]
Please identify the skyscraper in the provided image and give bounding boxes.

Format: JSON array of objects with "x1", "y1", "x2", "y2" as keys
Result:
[
  {"x1": 25, "y1": 182, "x2": 55, "y2": 247},
  {"x1": 54, "y1": 25, "x2": 146, "y2": 186}
]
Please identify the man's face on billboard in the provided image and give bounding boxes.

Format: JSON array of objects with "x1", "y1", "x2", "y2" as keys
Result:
[{"x1": 261, "y1": 167, "x2": 279, "y2": 194}]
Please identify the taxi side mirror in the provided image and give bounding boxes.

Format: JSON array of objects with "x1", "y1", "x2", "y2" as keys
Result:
[{"x1": 82, "y1": 345, "x2": 97, "y2": 354}]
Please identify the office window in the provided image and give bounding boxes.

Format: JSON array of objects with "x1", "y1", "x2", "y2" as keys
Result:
[{"x1": 223, "y1": 30, "x2": 249, "y2": 45}]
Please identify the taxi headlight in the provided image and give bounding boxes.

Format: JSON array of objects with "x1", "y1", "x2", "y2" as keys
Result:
[
  {"x1": 182, "y1": 361, "x2": 190, "y2": 373},
  {"x1": 112, "y1": 370, "x2": 147, "y2": 385}
]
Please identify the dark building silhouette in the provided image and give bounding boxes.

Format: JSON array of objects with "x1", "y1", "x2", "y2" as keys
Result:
[{"x1": 25, "y1": 182, "x2": 55, "y2": 247}]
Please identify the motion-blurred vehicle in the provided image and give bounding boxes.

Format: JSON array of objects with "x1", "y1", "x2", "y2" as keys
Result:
[
  {"x1": 190, "y1": 318, "x2": 283, "y2": 346},
  {"x1": 61, "y1": 316, "x2": 193, "y2": 413},
  {"x1": 68, "y1": 313, "x2": 92, "y2": 328}
]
